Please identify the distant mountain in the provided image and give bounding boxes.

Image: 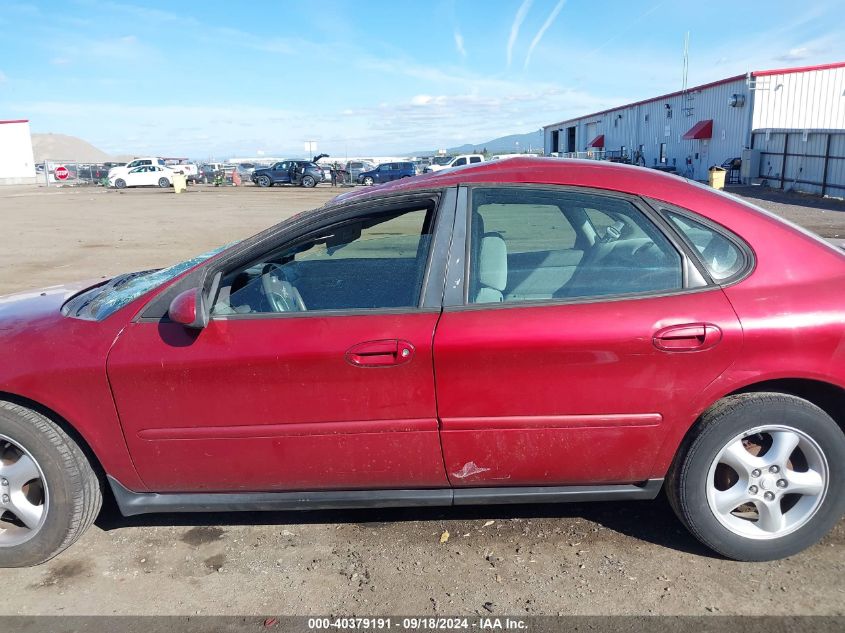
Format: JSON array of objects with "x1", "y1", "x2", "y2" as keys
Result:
[
  {"x1": 30, "y1": 133, "x2": 115, "y2": 163},
  {"x1": 413, "y1": 130, "x2": 544, "y2": 156}
]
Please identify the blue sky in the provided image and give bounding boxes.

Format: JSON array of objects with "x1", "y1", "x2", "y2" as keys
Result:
[{"x1": 1, "y1": 0, "x2": 843, "y2": 159}]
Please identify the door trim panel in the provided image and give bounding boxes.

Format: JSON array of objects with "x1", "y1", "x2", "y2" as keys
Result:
[
  {"x1": 138, "y1": 417, "x2": 438, "y2": 440},
  {"x1": 441, "y1": 413, "x2": 662, "y2": 431}
]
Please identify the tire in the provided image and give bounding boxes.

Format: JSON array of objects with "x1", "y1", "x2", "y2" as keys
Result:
[
  {"x1": 257, "y1": 175, "x2": 272, "y2": 187},
  {"x1": 114, "y1": 178, "x2": 126, "y2": 189},
  {"x1": 158, "y1": 177, "x2": 170, "y2": 188},
  {"x1": 667, "y1": 393, "x2": 845, "y2": 561},
  {"x1": 362, "y1": 176, "x2": 374, "y2": 186},
  {"x1": 301, "y1": 175, "x2": 316, "y2": 188},
  {"x1": 0, "y1": 401, "x2": 102, "y2": 567}
]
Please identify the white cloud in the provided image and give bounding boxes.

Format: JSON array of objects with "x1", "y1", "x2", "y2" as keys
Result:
[
  {"x1": 525, "y1": 0, "x2": 566, "y2": 69},
  {"x1": 454, "y1": 30, "x2": 466, "y2": 58},
  {"x1": 46, "y1": 33, "x2": 161, "y2": 67},
  {"x1": 507, "y1": 0, "x2": 533, "y2": 67},
  {"x1": 14, "y1": 79, "x2": 620, "y2": 157},
  {"x1": 775, "y1": 47, "x2": 811, "y2": 61}
]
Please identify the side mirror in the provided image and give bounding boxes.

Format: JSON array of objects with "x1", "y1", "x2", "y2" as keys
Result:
[{"x1": 168, "y1": 288, "x2": 207, "y2": 329}]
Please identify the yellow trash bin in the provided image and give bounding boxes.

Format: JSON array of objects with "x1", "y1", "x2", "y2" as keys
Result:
[
  {"x1": 172, "y1": 172, "x2": 187, "y2": 194},
  {"x1": 708, "y1": 166, "x2": 727, "y2": 190}
]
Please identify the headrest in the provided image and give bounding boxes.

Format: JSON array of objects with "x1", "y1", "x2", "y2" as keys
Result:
[{"x1": 478, "y1": 234, "x2": 507, "y2": 292}]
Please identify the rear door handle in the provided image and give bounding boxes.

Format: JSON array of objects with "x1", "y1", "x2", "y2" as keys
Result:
[
  {"x1": 653, "y1": 323, "x2": 722, "y2": 352},
  {"x1": 345, "y1": 339, "x2": 415, "y2": 367}
]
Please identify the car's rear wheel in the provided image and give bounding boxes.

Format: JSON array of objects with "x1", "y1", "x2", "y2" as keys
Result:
[
  {"x1": 257, "y1": 175, "x2": 272, "y2": 188},
  {"x1": 0, "y1": 401, "x2": 102, "y2": 567},
  {"x1": 362, "y1": 176, "x2": 374, "y2": 186},
  {"x1": 114, "y1": 178, "x2": 126, "y2": 189},
  {"x1": 667, "y1": 393, "x2": 845, "y2": 561},
  {"x1": 158, "y1": 177, "x2": 170, "y2": 188},
  {"x1": 301, "y1": 175, "x2": 316, "y2": 188}
]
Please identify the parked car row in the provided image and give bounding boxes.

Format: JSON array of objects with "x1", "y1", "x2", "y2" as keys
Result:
[{"x1": 100, "y1": 153, "x2": 496, "y2": 190}]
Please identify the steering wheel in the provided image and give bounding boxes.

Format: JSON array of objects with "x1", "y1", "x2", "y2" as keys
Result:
[{"x1": 261, "y1": 263, "x2": 307, "y2": 313}]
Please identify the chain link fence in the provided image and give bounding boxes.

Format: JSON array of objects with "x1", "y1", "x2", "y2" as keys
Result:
[{"x1": 38, "y1": 160, "x2": 118, "y2": 186}]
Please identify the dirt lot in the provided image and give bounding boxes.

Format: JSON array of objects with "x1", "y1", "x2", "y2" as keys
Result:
[{"x1": 0, "y1": 182, "x2": 844, "y2": 616}]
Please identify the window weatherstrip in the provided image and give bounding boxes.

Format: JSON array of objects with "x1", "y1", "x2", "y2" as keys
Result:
[{"x1": 442, "y1": 186, "x2": 468, "y2": 308}]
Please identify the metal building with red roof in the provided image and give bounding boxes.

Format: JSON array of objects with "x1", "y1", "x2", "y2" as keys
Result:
[{"x1": 542, "y1": 62, "x2": 845, "y2": 196}]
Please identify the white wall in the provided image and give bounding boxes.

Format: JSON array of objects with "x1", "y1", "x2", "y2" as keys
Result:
[
  {"x1": 753, "y1": 66, "x2": 845, "y2": 129},
  {"x1": 0, "y1": 121, "x2": 37, "y2": 184}
]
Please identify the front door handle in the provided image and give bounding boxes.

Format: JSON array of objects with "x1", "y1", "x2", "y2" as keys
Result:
[
  {"x1": 345, "y1": 339, "x2": 415, "y2": 367},
  {"x1": 653, "y1": 323, "x2": 722, "y2": 352}
]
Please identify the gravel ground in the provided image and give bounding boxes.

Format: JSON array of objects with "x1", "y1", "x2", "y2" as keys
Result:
[{"x1": 0, "y1": 182, "x2": 843, "y2": 616}]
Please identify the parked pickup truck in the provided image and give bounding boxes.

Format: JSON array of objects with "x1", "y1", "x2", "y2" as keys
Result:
[
  {"x1": 423, "y1": 154, "x2": 485, "y2": 173},
  {"x1": 166, "y1": 162, "x2": 200, "y2": 183}
]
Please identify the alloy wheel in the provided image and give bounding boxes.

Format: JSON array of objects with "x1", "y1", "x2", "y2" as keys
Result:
[
  {"x1": 0, "y1": 434, "x2": 48, "y2": 547},
  {"x1": 706, "y1": 425, "x2": 828, "y2": 540}
]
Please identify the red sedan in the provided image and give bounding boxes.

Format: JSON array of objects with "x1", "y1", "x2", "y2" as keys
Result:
[{"x1": 1, "y1": 158, "x2": 843, "y2": 566}]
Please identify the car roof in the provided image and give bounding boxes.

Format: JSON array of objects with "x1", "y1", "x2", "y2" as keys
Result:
[{"x1": 331, "y1": 157, "x2": 701, "y2": 205}]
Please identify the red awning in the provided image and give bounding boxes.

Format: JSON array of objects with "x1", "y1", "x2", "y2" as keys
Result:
[
  {"x1": 587, "y1": 134, "x2": 605, "y2": 148},
  {"x1": 683, "y1": 120, "x2": 713, "y2": 140}
]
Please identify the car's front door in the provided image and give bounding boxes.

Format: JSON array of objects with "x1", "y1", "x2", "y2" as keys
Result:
[
  {"x1": 271, "y1": 161, "x2": 290, "y2": 183},
  {"x1": 433, "y1": 185, "x2": 743, "y2": 487},
  {"x1": 107, "y1": 191, "x2": 456, "y2": 492},
  {"x1": 375, "y1": 164, "x2": 391, "y2": 183},
  {"x1": 127, "y1": 166, "x2": 152, "y2": 186}
]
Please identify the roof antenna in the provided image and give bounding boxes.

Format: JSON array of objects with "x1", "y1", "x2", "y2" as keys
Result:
[{"x1": 682, "y1": 32, "x2": 694, "y2": 116}]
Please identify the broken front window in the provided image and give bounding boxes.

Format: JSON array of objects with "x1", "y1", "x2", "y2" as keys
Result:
[{"x1": 63, "y1": 244, "x2": 234, "y2": 321}]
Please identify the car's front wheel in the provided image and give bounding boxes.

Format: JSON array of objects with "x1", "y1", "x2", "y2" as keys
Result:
[
  {"x1": 0, "y1": 401, "x2": 102, "y2": 567},
  {"x1": 257, "y1": 175, "x2": 272, "y2": 187},
  {"x1": 668, "y1": 393, "x2": 845, "y2": 561},
  {"x1": 114, "y1": 178, "x2": 126, "y2": 189},
  {"x1": 362, "y1": 176, "x2": 374, "y2": 186}
]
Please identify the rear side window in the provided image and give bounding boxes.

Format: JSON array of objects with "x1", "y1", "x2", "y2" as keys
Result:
[
  {"x1": 470, "y1": 156, "x2": 482, "y2": 164},
  {"x1": 665, "y1": 212, "x2": 747, "y2": 281},
  {"x1": 468, "y1": 188, "x2": 682, "y2": 304}
]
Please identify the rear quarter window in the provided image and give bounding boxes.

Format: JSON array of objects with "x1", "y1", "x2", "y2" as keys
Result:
[{"x1": 664, "y1": 211, "x2": 748, "y2": 282}]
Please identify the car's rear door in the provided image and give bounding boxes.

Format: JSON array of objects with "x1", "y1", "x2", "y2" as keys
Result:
[
  {"x1": 107, "y1": 189, "x2": 457, "y2": 492},
  {"x1": 433, "y1": 185, "x2": 743, "y2": 487}
]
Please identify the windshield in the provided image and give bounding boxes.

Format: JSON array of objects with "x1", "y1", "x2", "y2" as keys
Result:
[
  {"x1": 432, "y1": 157, "x2": 452, "y2": 166},
  {"x1": 64, "y1": 245, "x2": 231, "y2": 321}
]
